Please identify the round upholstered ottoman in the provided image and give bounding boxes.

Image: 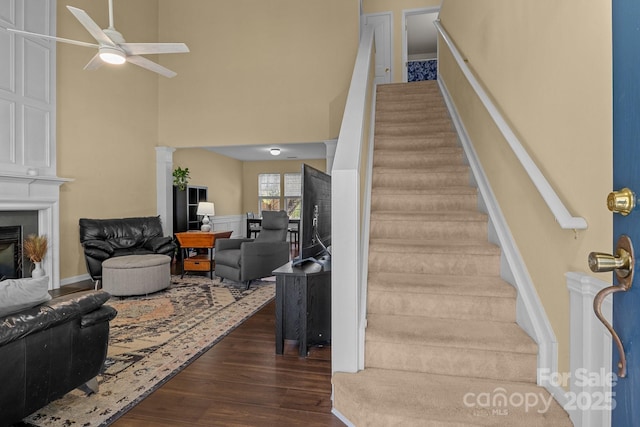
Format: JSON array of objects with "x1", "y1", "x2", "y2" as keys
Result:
[{"x1": 102, "y1": 254, "x2": 171, "y2": 296}]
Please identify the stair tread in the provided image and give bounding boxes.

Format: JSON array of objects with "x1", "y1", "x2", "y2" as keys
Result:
[
  {"x1": 371, "y1": 211, "x2": 487, "y2": 222},
  {"x1": 374, "y1": 147, "x2": 462, "y2": 155},
  {"x1": 369, "y1": 239, "x2": 501, "y2": 254},
  {"x1": 366, "y1": 314, "x2": 537, "y2": 354},
  {"x1": 372, "y1": 165, "x2": 468, "y2": 173},
  {"x1": 372, "y1": 186, "x2": 477, "y2": 195},
  {"x1": 333, "y1": 369, "x2": 572, "y2": 426},
  {"x1": 367, "y1": 272, "x2": 517, "y2": 298}
]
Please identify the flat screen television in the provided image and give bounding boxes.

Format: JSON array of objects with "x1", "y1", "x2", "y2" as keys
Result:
[{"x1": 292, "y1": 164, "x2": 331, "y2": 267}]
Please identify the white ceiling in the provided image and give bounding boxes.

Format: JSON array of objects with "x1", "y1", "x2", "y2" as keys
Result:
[{"x1": 205, "y1": 142, "x2": 328, "y2": 162}]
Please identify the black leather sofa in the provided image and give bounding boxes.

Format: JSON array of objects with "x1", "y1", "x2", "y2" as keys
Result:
[
  {"x1": 79, "y1": 216, "x2": 176, "y2": 282},
  {"x1": 0, "y1": 290, "x2": 117, "y2": 426}
]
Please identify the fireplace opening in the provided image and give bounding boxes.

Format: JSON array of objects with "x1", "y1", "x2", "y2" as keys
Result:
[{"x1": 0, "y1": 226, "x2": 23, "y2": 280}]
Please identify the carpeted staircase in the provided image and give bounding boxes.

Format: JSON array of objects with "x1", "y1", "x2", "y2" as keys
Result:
[{"x1": 332, "y1": 81, "x2": 572, "y2": 426}]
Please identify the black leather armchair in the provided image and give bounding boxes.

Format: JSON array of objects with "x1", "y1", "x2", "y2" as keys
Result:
[
  {"x1": 0, "y1": 290, "x2": 117, "y2": 426},
  {"x1": 79, "y1": 216, "x2": 176, "y2": 282},
  {"x1": 215, "y1": 210, "x2": 290, "y2": 288}
]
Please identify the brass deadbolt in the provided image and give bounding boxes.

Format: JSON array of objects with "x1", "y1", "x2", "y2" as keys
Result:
[{"x1": 607, "y1": 188, "x2": 636, "y2": 215}]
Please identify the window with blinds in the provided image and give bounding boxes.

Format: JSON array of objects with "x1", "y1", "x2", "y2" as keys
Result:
[
  {"x1": 284, "y1": 173, "x2": 301, "y2": 219},
  {"x1": 258, "y1": 173, "x2": 281, "y2": 213}
]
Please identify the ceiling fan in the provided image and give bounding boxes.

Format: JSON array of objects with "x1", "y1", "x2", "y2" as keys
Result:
[{"x1": 7, "y1": 0, "x2": 189, "y2": 78}]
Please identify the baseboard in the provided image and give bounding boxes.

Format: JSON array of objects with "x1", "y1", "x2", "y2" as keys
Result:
[
  {"x1": 331, "y1": 408, "x2": 356, "y2": 427},
  {"x1": 438, "y1": 77, "x2": 560, "y2": 391},
  {"x1": 60, "y1": 273, "x2": 92, "y2": 286}
]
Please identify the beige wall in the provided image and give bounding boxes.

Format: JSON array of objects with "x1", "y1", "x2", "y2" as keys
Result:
[
  {"x1": 438, "y1": 0, "x2": 612, "y2": 376},
  {"x1": 242, "y1": 159, "x2": 326, "y2": 214},
  {"x1": 158, "y1": 0, "x2": 360, "y2": 147},
  {"x1": 363, "y1": 0, "x2": 441, "y2": 83},
  {"x1": 57, "y1": 0, "x2": 160, "y2": 278},
  {"x1": 173, "y1": 149, "x2": 243, "y2": 216},
  {"x1": 56, "y1": 1, "x2": 358, "y2": 279}
]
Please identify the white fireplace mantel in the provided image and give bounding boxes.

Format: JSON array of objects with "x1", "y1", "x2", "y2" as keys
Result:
[{"x1": 0, "y1": 173, "x2": 73, "y2": 289}]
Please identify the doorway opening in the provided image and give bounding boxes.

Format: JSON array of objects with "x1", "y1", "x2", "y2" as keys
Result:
[{"x1": 403, "y1": 8, "x2": 440, "y2": 82}]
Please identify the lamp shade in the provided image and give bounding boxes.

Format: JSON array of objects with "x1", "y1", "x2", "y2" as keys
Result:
[{"x1": 197, "y1": 202, "x2": 215, "y2": 216}]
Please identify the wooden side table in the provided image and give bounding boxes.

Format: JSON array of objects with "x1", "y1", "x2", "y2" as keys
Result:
[{"x1": 175, "y1": 231, "x2": 232, "y2": 278}]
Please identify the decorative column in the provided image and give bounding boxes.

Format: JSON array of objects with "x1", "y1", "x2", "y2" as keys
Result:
[
  {"x1": 324, "y1": 139, "x2": 337, "y2": 174},
  {"x1": 156, "y1": 147, "x2": 176, "y2": 235}
]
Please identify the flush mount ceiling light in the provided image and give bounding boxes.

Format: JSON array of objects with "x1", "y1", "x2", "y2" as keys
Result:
[
  {"x1": 270, "y1": 148, "x2": 281, "y2": 156},
  {"x1": 99, "y1": 46, "x2": 126, "y2": 64}
]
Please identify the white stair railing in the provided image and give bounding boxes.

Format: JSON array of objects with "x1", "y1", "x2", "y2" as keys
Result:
[
  {"x1": 331, "y1": 25, "x2": 376, "y2": 374},
  {"x1": 434, "y1": 21, "x2": 587, "y2": 230}
]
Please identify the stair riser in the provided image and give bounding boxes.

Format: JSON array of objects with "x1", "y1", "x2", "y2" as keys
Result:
[
  {"x1": 369, "y1": 220, "x2": 487, "y2": 241},
  {"x1": 374, "y1": 152, "x2": 463, "y2": 168},
  {"x1": 371, "y1": 194, "x2": 477, "y2": 212},
  {"x1": 372, "y1": 172, "x2": 470, "y2": 188},
  {"x1": 367, "y1": 273, "x2": 518, "y2": 299},
  {"x1": 375, "y1": 136, "x2": 459, "y2": 150},
  {"x1": 365, "y1": 342, "x2": 537, "y2": 383},
  {"x1": 375, "y1": 103, "x2": 448, "y2": 114},
  {"x1": 369, "y1": 251, "x2": 500, "y2": 276},
  {"x1": 376, "y1": 110, "x2": 451, "y2": 123},
  {"x1": 376, "y1": 123, "x2": 454, "y2": 136},
  {"x1": 376, "y1": 93, "x2": 444, "y2": 102},
  {"x1": 367, "y1": 291, "x2": 515, "y2": 322}
]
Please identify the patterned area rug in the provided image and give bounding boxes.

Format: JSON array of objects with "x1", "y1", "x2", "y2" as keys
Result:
[{"x1": 23, "y1": 276, "x2": 275, "y2": 427}]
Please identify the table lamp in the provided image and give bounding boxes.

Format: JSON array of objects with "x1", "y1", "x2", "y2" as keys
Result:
[{"x1": 196, "y1": 202, "x2": 215, "y2": 232}]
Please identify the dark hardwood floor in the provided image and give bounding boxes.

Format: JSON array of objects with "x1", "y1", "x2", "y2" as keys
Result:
[
  {"x1": 111, "y1": 300, "x2": 343, "y2": 426},
  {"x1": 54, "y1": 250, "x2": 343, "y2": 426}
]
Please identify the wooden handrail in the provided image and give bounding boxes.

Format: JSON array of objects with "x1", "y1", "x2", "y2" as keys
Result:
[{"x1": 434, "y1": 21, "x2": 587, "y2": 230}]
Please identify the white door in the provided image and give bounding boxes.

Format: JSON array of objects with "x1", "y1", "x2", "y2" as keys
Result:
[{"x1": 363, "y1": 13, "x2": 392, "y2": 85}]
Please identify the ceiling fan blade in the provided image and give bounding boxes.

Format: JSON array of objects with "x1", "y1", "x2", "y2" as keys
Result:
[
  {"x1": 7, "y1": 28, "x2": 99, "y2": 49},
  {"x1": 66, "y1": 6, "x2": 115, "y2": 46},
  {"x1": 84, "y1": 53, "x2": 103, "y2": 71},
  {"x1": 126, "y1": 55, "x2": 177, "y2": 78},
  {"x1": 119, "y1": 43, "x2": 190, "y2": 56}
]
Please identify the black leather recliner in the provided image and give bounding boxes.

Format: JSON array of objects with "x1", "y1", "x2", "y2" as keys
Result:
[
  {"x1": 0, "y1": 290, "x2": 117, "y2": 426},
  {"x1": 79, "y1": 216, "x2": 176, "y2": 282}
]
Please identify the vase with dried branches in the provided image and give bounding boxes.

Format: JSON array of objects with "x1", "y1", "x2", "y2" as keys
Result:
[{"x1": 24, "y1": 234, "x2": 48, "y2": 278}]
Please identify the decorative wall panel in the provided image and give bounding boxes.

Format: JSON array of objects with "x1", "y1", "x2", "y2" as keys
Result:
[
  {"x1": 0, "y1": 0, "x2": 54, "y2": 175},
  {"x1": 24, "y1": 105, "x2": 49, "y2": 166},
  {"x1": 0, "y1": 100, "x2": 14, "y2": 163}
]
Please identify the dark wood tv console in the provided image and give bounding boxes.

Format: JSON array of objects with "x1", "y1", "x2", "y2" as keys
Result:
[{"x1": 273, "y1": 260, "x2": 331, "y2": 357}]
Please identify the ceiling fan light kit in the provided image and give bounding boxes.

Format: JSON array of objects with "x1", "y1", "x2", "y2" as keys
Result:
[
  {"x1": 7, "y1": 0, "x2": 189, "y2": 78},
  {"x1": 99, "y1": 46, "x2": 126, "y2": 64}
]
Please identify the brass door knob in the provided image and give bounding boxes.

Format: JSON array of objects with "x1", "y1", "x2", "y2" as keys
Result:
[
  {"x1": 588, "y1": 249, "x2": 631, "y2": 275},
  {"x1": 588, "y1": 235, "x2": 635, "y2": 288},
  {"x1": 607, "y1": 188, "x2": 635, "y2": 215}
]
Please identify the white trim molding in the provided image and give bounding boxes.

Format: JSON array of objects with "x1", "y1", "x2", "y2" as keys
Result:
[
  {"x1": 566, "y1": 272, "x2": 612, "y2": 427},
  {"x1": 438, "y1": 76, "x2": 564, "y2": 404}
]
